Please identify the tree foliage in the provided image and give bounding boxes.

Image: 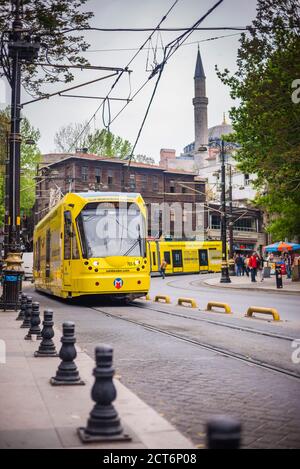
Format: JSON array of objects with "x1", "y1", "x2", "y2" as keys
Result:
[
  {"x1": 54, "y1": 122, "x2": 133, "y2": 159},
  {"x1": 0, "y1": 109, "x2": 41, "y2": 226},
  {"x1": 216, "y1": 0, "x2": 300, "y2": 240},
  {"x1": 0, "y1": 0, "x2": 93, "y2": 95},
  {"x1": 134, "y1": 154, "x2": 155, "y2": 165}
]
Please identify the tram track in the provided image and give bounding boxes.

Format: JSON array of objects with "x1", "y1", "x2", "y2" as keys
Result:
[{"x1": 91, "y1": 305, "x2": 300, "y2": 381}]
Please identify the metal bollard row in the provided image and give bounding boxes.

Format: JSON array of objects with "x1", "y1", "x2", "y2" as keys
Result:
[
  {"x1": 78, "y1": 345, "x2": 131, "y2": 443},
  {"x1": 206, "y1": 415, "x2": 242, "y2": 449},
  {"x1": 50, "y1": 321, "x2": 84, "y2": 386}
]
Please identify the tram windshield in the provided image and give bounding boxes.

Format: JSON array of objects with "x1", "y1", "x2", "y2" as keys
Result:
[{"x1": 77, "y1": 201, "x2": 146, "y2": 259}]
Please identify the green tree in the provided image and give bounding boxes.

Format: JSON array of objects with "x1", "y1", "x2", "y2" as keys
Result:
[
  {"x1": 0, "y1": 109, "x2": 41, "y2": 226},
  {"x1": 134, "y1": 154, "x2": 155, "y2": 165},
  {"x1": 217, "y1": 0, "x2": 300, "y2": 240},
  {"x1": 0, "y1": 0, "x2": 93, "y2": 95},
  {"x1": 54, "y1": 122, "x2": 132, "y2": 159}
]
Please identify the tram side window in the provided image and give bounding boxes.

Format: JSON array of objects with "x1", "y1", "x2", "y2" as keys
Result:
[
  {"x1": 64, "y1": 211, "x2": 72, "y2": 260},
  {"x1": 36, "y1": 238, "x2": 41, "y2": 271},
  {"x1": 152, "y1": 251, "x2": 156, "y2": 266},
  {"x1": 164, "y1": 251, "x2": 171, "y2": 265},
  {"x1": 72, "y1": 224, "x2": 80, "y2": 259},
  {"x1": 46, "y1": 230, "x2": 51, "y2": 264}
]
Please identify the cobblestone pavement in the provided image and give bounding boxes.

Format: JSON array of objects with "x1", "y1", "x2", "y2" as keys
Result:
[{"x1": 27, "y1": 285, "x2": 300, "y2": 449}]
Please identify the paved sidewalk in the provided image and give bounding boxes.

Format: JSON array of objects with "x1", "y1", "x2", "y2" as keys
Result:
[
  {"x1": 0, "y1": 310, "x2": 193, "y2": 449},
  {"x1": 204, "y1": 275, "x2": 300, "y2": 294}
]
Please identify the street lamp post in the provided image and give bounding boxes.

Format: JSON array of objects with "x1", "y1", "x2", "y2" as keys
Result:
[
  {"x1": 1, "y1": 0, "x2": 40, "y2": 310},
  {"x1": 227, "y1": 163, "x2": 236, "y2": 276},
  {"x1": 219, "y1": 139, "x2": 231, "y2": 283}
]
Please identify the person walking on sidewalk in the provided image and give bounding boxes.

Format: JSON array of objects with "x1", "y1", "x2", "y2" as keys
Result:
[
  {"x1": 235, "y1": 254, "x2": 243, "y2": 276},
  {"x1": 249, "y1": 252, "x2": 259, "y2": 282},
  {"x1": 244, "y1": 254, "x2": 250, "y2": 277},
  {"x1": 160, "y1": 258, "x2": 167, "y2": 279},
  {"x1": 258, "y1": 254, "x2": 265, "y2": 282},
  {"x1": 284, "y1": 253, "x2": 292, "y2": 279}
]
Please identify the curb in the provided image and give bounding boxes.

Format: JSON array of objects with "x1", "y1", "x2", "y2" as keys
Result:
[{"x1": 202, "y1": 280, "x2": 300, "y2": 296}]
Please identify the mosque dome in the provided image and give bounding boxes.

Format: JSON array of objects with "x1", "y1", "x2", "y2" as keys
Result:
[{"x1": 208, "y1": 114, "x2": 233, "y2": 141}]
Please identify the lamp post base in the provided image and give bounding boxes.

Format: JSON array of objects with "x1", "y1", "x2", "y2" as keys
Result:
[
  {"x1": 0, "y1": 252, "x2": 23, "y2": 311},
  {"x1": 220, "y1": 261, "x2": 231, "y2": 283},
  {"x1": 228, "y1": 259, "x2": 236, "y2": 276}
]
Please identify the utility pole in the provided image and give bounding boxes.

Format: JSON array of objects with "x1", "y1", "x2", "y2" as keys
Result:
[
  {"x1": 220, "y1": 139, "x2": 231, "y2": 283},
  {"x1": 227, "y1": 163, "x2": 235, "y2": 276},
  {"x1": 1, "y1": 0, "x2": 40, "y2": 310}
]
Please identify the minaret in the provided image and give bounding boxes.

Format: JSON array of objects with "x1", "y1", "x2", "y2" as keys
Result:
[{"x1": 193, "y1": 47, "x2": 208, "y2": 152}]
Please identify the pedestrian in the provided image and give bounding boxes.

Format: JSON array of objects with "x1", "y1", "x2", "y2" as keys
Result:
[
  {"x1": 248, "y1": 251, "x2": 259, "y2": 282},
  {"x1": 241, "y1": 254, "x2": 246, "y2": 276},
  {"x1": 284, "y1": 253, "x2": 292, "y2": 279},
  {"x1": 244, "y1": 254, "x2": 250, "y2": 277},
  {"x1": 160, "y1": 258, "x2": 167, "y2": 279},
  {"x1": 235, "y1": 254, "x2": 243, "y2": 276},
  {"x1": 258, "y1": 254, "x2": 264, "y2": 282}
]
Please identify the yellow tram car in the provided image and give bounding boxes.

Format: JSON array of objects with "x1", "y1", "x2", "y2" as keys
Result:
[
  {"x1": 33, "y1": 192, "x2": 150, "y2": 300},
  {"x1": 149, "y1": 240, "x2": 223, "y2": 275}
]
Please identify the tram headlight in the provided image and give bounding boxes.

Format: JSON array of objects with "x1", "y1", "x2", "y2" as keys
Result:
[
  {"x1": 135, "y1": 259, "x2": 140, "y2": 265},
  {"x1": 93, "y1": 261, "x2": 99, "y2": 266}
]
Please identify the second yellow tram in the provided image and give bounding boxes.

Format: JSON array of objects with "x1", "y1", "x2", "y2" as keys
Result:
[{"x1": 149, "y1": 240, "x2": 223, "y2": 275}]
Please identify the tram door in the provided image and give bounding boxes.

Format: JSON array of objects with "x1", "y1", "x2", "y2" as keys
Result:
[
  {"x1": 63, "y1": 211, "x2": 72, "y2": 286},
  {"x1": 45, "y1": 229, "x2": 51, "y2": 284},
  {"x1": 198, "y1": 249, "x2": 208, "y2": 271},
  {"x1": 172, "y1": 249, "x2": 183, "y2": 273}
]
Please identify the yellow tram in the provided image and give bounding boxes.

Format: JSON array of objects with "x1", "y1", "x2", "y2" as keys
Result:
[
  {"x1": 33, "y1": 192, "x2": 150, "y2": 299},
  {"x1": 149, "y1": 240, "x2": 223, "y2": 275}
]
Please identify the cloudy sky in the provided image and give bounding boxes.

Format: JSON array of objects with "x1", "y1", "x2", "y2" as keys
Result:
[{"x1": 21, "y1": 0, "x2": 257, "y2": 162}]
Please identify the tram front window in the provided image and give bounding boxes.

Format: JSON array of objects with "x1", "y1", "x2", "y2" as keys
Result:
[{"x1": 77, "y1": 202, "x2": 146, "y2": 259}]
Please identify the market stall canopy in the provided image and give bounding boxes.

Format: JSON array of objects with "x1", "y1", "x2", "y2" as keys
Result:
[{"x1": 265, "y1": 241, "x2": 300, "y2": 252}]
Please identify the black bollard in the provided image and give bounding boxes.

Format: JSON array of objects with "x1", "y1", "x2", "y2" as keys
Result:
[
  {"x1": 275, "y1": 263, "x2": 283, "y2": 289},
  {"x1": 78, "y1": 345, "x2": 131, "y2": 443},
  {"x1": 16, "y1": 293, "x2": 27, "y2": 321},
  {"x1": 51, "y1": 322, "x2": 84, "y2": 385},
  {"x1": 206, "y1": 415, "x2": 242, "y2": 449},
  {"x1": 25, "y1": 302, "x2": 42, "y2": 340},
  {"x1": 20, "y1": 296, "x2": 32, "y2": 329},
  {"x1": 34, "y1": 309, "x2": 58, "y2": 357}
]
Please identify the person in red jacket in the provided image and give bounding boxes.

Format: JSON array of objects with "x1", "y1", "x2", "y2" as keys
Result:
[{"x1": 248, "y1": 252, "x2": 259, "y2": 282}]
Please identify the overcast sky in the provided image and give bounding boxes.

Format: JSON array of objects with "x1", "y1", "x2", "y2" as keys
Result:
[{"x1": 21, "y1": 0, "x2": 258, "y2": 162}]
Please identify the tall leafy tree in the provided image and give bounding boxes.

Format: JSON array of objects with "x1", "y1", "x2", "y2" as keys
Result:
[
  {"x1": 54, "y1": 122, "x2": 133, "y2": 159},
  {"x1": 0, "y1": 109, "x2": 41, "y2": 226},
  {"x1": 0, "y1": 0, "x2": 93, "y2": 95},
  {"x1": 217, "y1": 0, "x2": 300, "y2": 240}
]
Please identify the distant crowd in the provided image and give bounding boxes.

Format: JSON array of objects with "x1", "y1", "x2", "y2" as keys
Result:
[{"x1": 233, "y1": 252, "x2": 293, "y2": 283}]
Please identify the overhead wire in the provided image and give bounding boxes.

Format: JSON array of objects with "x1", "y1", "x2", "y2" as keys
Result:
[
  {"x1": 126, "y1": 0, "x2": 224, "y2": 167},
  {"x1": 83, "y1": 32, "x2": 243, "y2": 54},
  {"x1": 67, "y1": 0, "x2": 181, "y2": 152}
]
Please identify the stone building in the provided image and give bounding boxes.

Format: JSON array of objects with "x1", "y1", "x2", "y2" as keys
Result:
[{"x1": 36, "y1": 152, "x2": 206, "y2": 240}]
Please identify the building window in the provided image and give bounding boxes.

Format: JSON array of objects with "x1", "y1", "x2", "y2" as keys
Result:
[
  {"x1": 153, "y1": 175, "x2": 159, "y2": 192},
  {"x1": 129, "y1": 174, "x2": 136, "y2": 191},
  {"x1": 234, "y1": 217, "x2": 255, "y2": 232},
  {"x1": 141, "y1": 174, "x2": 147, "y2": 188},
  {"x1": 211, "y1": 214, "x2": 221, "y2": 229},
  {"x1": 107, "y1": 170, "x2": 113, "y2": 186},
  {"x1": 81, "y1": 166, "x2": 88, "y2": 182},
  {"x1": 170, "y1": 180, "x2": 175, "y2": 193},
  {"x1": 95, "y1": 167, "x2": 101, "y2": 184},
  {"x1": 244, "y1": 174, "x2": 250, "y2": 185}
]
